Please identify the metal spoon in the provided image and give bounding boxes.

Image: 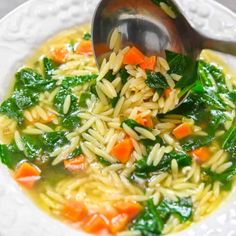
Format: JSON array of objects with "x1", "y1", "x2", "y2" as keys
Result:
[{"x1": 92, "y1": 0, "x2": 236, "y2": 68}]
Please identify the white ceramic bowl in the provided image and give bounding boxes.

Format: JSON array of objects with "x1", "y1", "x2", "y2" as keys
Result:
[{"x1": 0, "y1": 0, "x2": 236, "y2": 235}]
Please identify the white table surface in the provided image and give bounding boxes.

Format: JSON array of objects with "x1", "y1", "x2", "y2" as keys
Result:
[{"x1": 0, "y1": 0, "x2": 235, "y2": 18}]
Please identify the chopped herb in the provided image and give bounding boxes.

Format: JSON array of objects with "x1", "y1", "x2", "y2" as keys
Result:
[
  {"x1": 61, "y1": 113, "x2": 81, "y2": 130},
  {"x1": 119, "y1": 68, "x2": 129, "y2": 84},
  {"x1": 111, "y1": 96, "x2": 119, "y2": 108},
  {"x1": 69, "y1": 147, "x2": 82, "y2": 159},
  {"x1": 145, "y1": 71, "x2": 169, "y2": 91},
  {"x1": 97, "y1": 156, "x2": 112, "y2": 166},
  {"x1": 42, "y1": 57, "x2": 57, "y2": 80},
  {"x1": 221, "y1": 127, "x2": 236, "y2": 157},
  {"x1": 122, "y1": 119, "x2": 149, "y2": 131},
  {"x1": 105, "y1": 70, "x2": 116, "y2": 82},
  {"x1": 42, "y1": 132, "x2": 69, "y2": 151},
  {"x1": 83, "y1": 32, "x2": 91, "y2": 40},
  {"x1": 79, "y1": 92, "x2": 92, "y2": 108}
]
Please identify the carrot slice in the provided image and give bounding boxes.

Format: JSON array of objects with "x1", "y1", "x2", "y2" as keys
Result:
[
  {"x1": 111, "y1": 138, "x2": 134, "y2": 163},
  {"x1": 123, "y1": 46, "x2": 145, "y2": 65},
  {"x1": 163, "y1": 88, "x2": 172, "y2": 98},
  {"x1": 139, "y1": 56, "x2": 157, "y2": 71},
  {"x1": 75, "y1": 41, "x2": 93, "y2": 55},
  {"x1": 51, "y1": 47, "x2": 68, "y2": 64},
  {"x1": 135, "y1": 114, "x2": 153, "y2": 128},
  {"x1": 61, "y1": 200, "x2": 87, "y2": 222},
  {"x1": 82, "y1": 213, "x2": 109, "y2": 234},
  {"x1": 172, "y1": 123, "x2": 192, "y2": 139},
  {"x1": 110, "y1": 214, "x2": 129, "y2": 233},
  {"x1": 191, "y1": 147, "x2": 211, "y2": 163},
  {"x1": 100, "y1": 206, "x2": 119, "y2": 221},
  {"x1": 14, "y1": 162, "x2": 41, "y2": 188},
  {"x1": 64, "y1": 155, "x2": 86, "y2": 172},
  {"x1": 113, "y1": 201, "x2": 142, "y2": 220}
]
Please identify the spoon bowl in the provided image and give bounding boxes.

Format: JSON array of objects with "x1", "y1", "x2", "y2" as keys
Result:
[{"x1": 92, "y1": 0, "x2": 236, "y2": 68}]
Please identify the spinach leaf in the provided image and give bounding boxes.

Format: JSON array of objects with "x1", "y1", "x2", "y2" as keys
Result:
[
  {"x1": 111, "y1": 96, "x2": 119, "y2": 108},
  {"x1": 221, "y1": 127, "x2": 236, "y2": 157},
  {"x1": 180, "y1": 135, "x2": 213, "y2": 152},
  {"x1": 61, "y1": 74, "x2": 97, "y2": 89},
  {"x1": 54, "y1": 88, "x2": 78, "y2": 114},
  {"x1": 0, "y1": 143, "x2": 25, "y2": 169},
  {"x1": 79, "y1": 92, "x2": 92, "y2": 108},
  {"x1": 42, "y1": 132, "x2": 69, "y2": 151},
  {"x1": 132, "y1": 151, "x2": 192, "y2": 179},
  {"x1": 0, "y1": 98, "x2": 23, "y2": 124},
  {"x1": 21, "y1": 135, "x2": 43, "y2": 161},
  {"x1": 145, "y1": 71, "x2": 169, "y2": 90},
  {"x1": 165, "y1": 51, "x2": 198, "y2": 88},
  {"x1": 97, "y1": 156, "x2": 112, "y2": 166},
  {"x1": 69, "y1": 147, "x2": 82, "y2": 159},
  {"x1": 105, "y1": 70, "x2": 116, "y2": 82},
  {"x1": 15, "y1": 68, "x2": 56, "y2": 92},
  {"x1": 43, "y1": 57, "x2": 57, "y2": 80},
  {"x1": 12, "y1": 89, "x2": 39, "y2": 110},
  {"x1": 141, "y1": 136, "x2": 164, "y2": 154},
  {"x1": 157, "y1": 197, "x2": 192, "y2": 222},
  {"x1": 131, "y1": 199, "x2": 164, "y2": 236},
  {"x1": 119, "y1": 68, "x2": 129, "y2": 84},
  {"x1": 122, "y1": 119, "x2": 149, "y2": 130},
  {"x1": 61, "y1": 113, "x2": 80, "y2": 130},
  {"x1": 83, "y1": 32, "x2": 91, "y2": 40}
]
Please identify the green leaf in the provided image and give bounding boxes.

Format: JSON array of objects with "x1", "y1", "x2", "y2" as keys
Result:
[
  {"x1": 15, "y1": 68, "x2": 56, "y2": 92},
  {"x1": 105, "y1": 70, "x2": 116, "y2": 82},
  {"x1": 131, "y1": 199, "x2": 164, "y2": 236},
  {"x1": 61, "y1": 113, "x2": 80, "y2": 130},
  {"x1": 54, "y1": 88, "x2": 78, "y2": 114},
  {"x1": 0, "y1": 144, "x2": 25, "y2": 169},
  {"x1": 165, "y1": 51, "x2": 198, "y2": 88},
  {"x1": 119, "y1": 68, "x2": 129, "y2": 84},
  {"x1": 21, "y1": 135, "x2": 43, "y2": 161},
  {"x1": 12, "y1": 89, "x2": 39, "y2": 110},
  {"x1": 122, "y1": 119, "x2": 149, "y2": 131},
  {"x1": 61, "y1": 74, "x2": 97, "y2": 89},
  {"x1": 111, "y1": 96, "x2": 119, "y2": 108},
  {"x1": 145, "y1": 71, "x2": 169, "y2": 90},
  {"x1": 180, "y1": 135, "x2": 213, "y2": 152},
  {"x1": 132, "y1": 151, "x2": 192, "y2": 179},
  {"x1": 79, "y1": 92, "x2": 92, "y2": 108},
  {"x1": 69, "y1": 147, "x2": 82, "y2": 159},
  {"x1": 140, "y1": 136, "x2": 164, "y2": 154},
  {"x1": 157, "y1": 197, "x2": 193, "y2": 222},
  {"x1": 42, "y1": 132, "x2": 69, "y2": 151},
  {"x1": 83, "y1": 32, "x2": 91, "y2": 40},
  {"x1": 0, "y1": 98, "x2": 23, "y2": 125},
  {"x1": 221, "y1": 127, "x2": 236, "y2": 156},
  {"x1": 43, "y1": 57, "x2": 57, "y2": 80},
  {"x1": 97, "y1": 156, "x2": 112, "y2": 166}
]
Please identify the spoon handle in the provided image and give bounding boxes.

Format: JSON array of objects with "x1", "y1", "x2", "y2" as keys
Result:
[{"x1": 201, "y1": 37, "x2": 236, "y2": 56}]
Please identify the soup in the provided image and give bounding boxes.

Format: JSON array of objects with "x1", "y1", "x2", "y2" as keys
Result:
[{"x1": 0, "y1": 23, "x2": 236, "y2": 236}]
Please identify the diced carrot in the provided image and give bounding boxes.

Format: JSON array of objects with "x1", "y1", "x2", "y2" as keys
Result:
[
  {"x1": 51, "y1": 47, "x2": 69, "y2": 64},
  {"x1": 100, "y1": 206, "x2": 119, "y2": 221},
  {"x1": 113, "y1": 201, "x2": 142, "y2": 220},
  {"x1": 123, "y1": 46, "x2": 145, "y2": 65},
  {"x1": 172, "y1": 123, "x2": 192, "y2": 139},
  {"x1": 110, "y1": 214, "x2": 129, "y2": 233},
  {"x1": 82, "y1": 213, "x2": 109, "y2": 234},
  {"x1": 191, "y1": 147, "x2": 211, "y2": 163},
  {"x1": 14, "y1": 162, "x2": 41, "y2": 188},
  {"x1": 163, "y1": 88, "x2": 172, "y2": 98},
  {"x1": 139, "y1": 56, "x2": 157, "y2": 71},
  {"x1": 64, "y1": 155, "x2": 86, "y2": 172},
  {"x1": 135, "y1": 114, "x2": 153, "y2": 128},
  {"x1": 111, "y1": 138, "x2": 134, "y2": 163},
  {"x1": 61, "y1": 200, "x2": 87, "y2": 222},
  {"x1": 75, "y1": 41, "x2": 93, "y2": 55}
]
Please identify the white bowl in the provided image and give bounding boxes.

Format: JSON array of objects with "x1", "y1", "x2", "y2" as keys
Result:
[{"x1": 0, "y1": 0, "x2": 236, "y2": 235}]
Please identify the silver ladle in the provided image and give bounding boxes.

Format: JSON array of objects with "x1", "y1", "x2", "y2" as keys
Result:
[{"x1": 92, "y1": 0, "x2": 236, "y2": 68}]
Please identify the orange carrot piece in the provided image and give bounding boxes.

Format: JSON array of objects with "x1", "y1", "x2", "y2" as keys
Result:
[
  {"x1": 100, "y1": 206, "x2": 119, "y2": 221},
  {"x1": 51, "y1": 47, "x2": 69, "y2": 64},
  {"x1": 82, "y1": 213, "x2": 109, "y2": 234},
  {"x1": 113, "y1": 201, "x2": 142, "y2": 220},
  {"x1": 110, "y1": 214, "x2": 129, "y2": 233},
  {"x1": 172, "y1": 123, "x2": 192, "y2": 139},
  {"x1": 191, "y1": 147, "x2": 211, "y2": 163},
  {"x1": 111, "y1": 138, "x2": 134, "y2": 163},
  {"x1": 14, "y1": 162, "x2": 41, "y2": 188},
  {"x1": 64, "y1": 155, "x2": 86, "y2": 172},
  {"x1": 135, "y1": 114, "x2": 153, "y2": 128},
  {"x1": 139, "y1": 56, "x2": 157, "y2": 71},
  {"x1": 123, "y1": 46, "x2": 145, "y2": 65},
  {"x1": 75, "y1": 41, "x2": 93, "y2": 55},
  {"x1": 163, "y1": 88, "x2": 172, "y2": 98},
  {"x1": 61, "y1": 200, "x2": 87, "y2": 222}
]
